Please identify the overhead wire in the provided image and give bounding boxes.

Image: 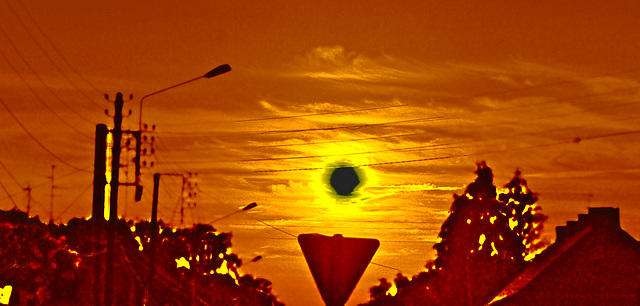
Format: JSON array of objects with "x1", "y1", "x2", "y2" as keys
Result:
[
  {"x1": 2, "y1": 0, "x2": 104, "y2": 110},
  {"x1": 230, "y1": 70, "x2": 640, "y2": 170},
  {"x1": 0, "y1": 97, "x2": 92, "y2": 172},
  {"x1": 154, "y1": 83, "x2": 640, "y2": 156},
  {"x1": 0, "y1": 165, "x2": 91, "y2": 204},
  {"x1": 14, "y1": 0, "x2": 104, "y2": 96},
  {"x1": 253, "y1": 128, "x2": 640, "y2": 172},
  {"x1": 0, "y1": 24, "x2": 96, "y2": 130},
  {"x1": 0, "y1": 156, "x2": 24, "y2": 189},
  {"x1": 238, "y1": 82, "x2": 640, "y2": 171},
  {"x1": 0, "y1": 47, "x2": 93, "y2": 139},
  {"x1": 258, "y1": 115, "x2": 443, "y2": 134},
  {"x1": 237, "y1": 67, "x2": 640, "y2": 123},
  {"x1": 251, "y1": 132, "x2": 422, "y2": 149},
  {"x1": 242, "y1": 96, "x2": 640, "y2": 163},
  {"x1": 153, "y1": 136, "x2": 187, "y2": 173},
  {"x1": 237, "y1": 103, "x2": 410, "y2": 122},
  {"x1": 0, "y1": 175, "x2": 18, "y2": 208},
  {"x1": 197, "y1": 194, "x2": 405, "y2": 271},
  {"x1": 55, "y1": 182, "x2": 92, "y2": 222},
  {"x1": 246, "y1": 85, "x2": 640, "y2": 153}
]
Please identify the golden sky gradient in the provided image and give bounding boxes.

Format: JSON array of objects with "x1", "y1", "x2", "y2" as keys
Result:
[{"x1": 1, "y1": 1, "x2": 640, "y2": 304}]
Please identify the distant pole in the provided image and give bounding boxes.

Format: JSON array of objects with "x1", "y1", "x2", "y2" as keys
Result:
[
  {"x1": 24, "y1": 185, "x2": 31, "y2": 216},
  {"x1": 92, "y1": 124, "x2": 108, "y2": 222},
  {"x1": 48, "y1": 165, "x2": 55, "y2": 223},
  {"x1": 145, "y1": 173, "x2": 161, "y2": 303}
]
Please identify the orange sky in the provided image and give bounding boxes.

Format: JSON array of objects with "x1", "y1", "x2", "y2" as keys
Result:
[{"x1": 2, "y1": 1, "x2": 640, "y2": 305}]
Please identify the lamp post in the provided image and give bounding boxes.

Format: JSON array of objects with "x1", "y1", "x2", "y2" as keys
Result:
[
  {"x1": 138, "y1": 64, "x2": 231, "y2": 131},
  {"x1": 131, "y1": 64, "x2": 231, "y2": 191},
  {"x1": 131, "y1": 64, "x2": 230, "y2": 305}
]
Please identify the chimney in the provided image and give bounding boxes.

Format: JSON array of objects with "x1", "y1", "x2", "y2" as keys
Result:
[
  {"x1": 555, "y1": 225, "x2": 566, "y2": 241},
  {"x1": 555, "y1": 207, "x2": 620, "y2": 242},
  {"x1": 587, "y1": 207, "x2": 620, "y2": 229}
]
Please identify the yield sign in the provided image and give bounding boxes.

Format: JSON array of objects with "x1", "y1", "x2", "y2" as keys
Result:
[{"x1": 298, "y1": 233, "x2": 380, "y2": 306}]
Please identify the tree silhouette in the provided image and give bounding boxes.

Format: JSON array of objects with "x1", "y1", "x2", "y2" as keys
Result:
[
  {"x1": 131, "y1": 221, "x2": 283, "y2": 305},
  {"x1": 0, "y1": 208, "x2": 282, "y2": 305},
  {"x1": 364, "y1": 162, "x2": 547, "y2": 305},
  {"x1": 499, "y1": 169, "x2": 548, "y2": 258},
  {"x1": 0, "y1": 210, "x2": 79, "y2": 304}
]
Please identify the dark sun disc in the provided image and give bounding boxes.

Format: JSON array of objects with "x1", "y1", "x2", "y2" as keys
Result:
[{"x1": 330, "y1": 167, "x2": 360, "y2": 196}]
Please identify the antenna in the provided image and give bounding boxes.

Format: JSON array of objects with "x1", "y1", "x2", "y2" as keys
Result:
[
  {"x1": 47, "y1": 165, "x2": 56, "y2": 223},
  {"x1": 23, "y1": 184, "x2": 31, "y2": 216}
]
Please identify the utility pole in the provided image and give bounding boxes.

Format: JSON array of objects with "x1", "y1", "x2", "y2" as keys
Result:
[
  {"x1": 91, "y1": 124, "x2": 108, "y2": 306},
  {"x1": 100, "y1": 92, "x2": 146, "y2": 306},
  {"x1": 105, "y1": 92, "x2": 124, "y2": 306},
  {"x1": 180, "y1": 173, "x2": 198, "y2": 225},
  {"x1": 110, "y1": 93, "x2": 124, "y2": 223},
  {"x1": 145, "y1": 173, "x2": 161, "y2": 304},
  {"x1": 92, "y1": 124, "x2": 108, "y2": 221}
]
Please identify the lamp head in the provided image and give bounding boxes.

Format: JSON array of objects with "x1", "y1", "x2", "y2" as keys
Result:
[
  {"x1": 242, "y1": 202, "x2": 258, "y2": 211},
  {"x1": 204, "y1": 64, "x2": 231, "y2": 78}
]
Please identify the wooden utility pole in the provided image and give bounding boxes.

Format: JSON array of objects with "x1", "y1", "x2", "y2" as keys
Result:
[
  {"x1": 105, "y1": 92, "x2": 124, "y2": 306},
  {"x1": 110, "y1": 93, "x2": 124, "y2": 223},
  {"x1": 92, "y1": 124, "x2": 108, "y2": 221},
  {"x1": 145, "y1": 173, "x2": 161, "y2": 304},
  {"x1": 91, "y1": 124, "x2": 108, "y2": 306}
]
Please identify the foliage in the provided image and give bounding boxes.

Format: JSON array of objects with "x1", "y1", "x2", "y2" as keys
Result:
[
  {"x1": 0, "y1": 208, "x2": 282, "y2": 305},
  {"x1": 0, "y1": 209, "x2": 79, "y2": 304},
  {"x1": 130, "y1": 220, "x2": 283, "y2": 305},
  {"x1": 363, "y1": 162, "x2": 547, "y2": 305}
]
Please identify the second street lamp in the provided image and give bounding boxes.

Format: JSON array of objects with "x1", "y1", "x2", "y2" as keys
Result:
[{"x1": 208, "y1": 202, "x2": 258, "y2": 224}]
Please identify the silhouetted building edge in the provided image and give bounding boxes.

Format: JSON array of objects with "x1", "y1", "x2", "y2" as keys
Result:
[{"x1": 489, "y1": 207, "x2": 640, "y2": 305}]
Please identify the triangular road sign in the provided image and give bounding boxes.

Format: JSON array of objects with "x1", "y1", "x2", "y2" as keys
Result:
[{"x1": 298, "y1": 233, "x2": 380, "y2": 306}]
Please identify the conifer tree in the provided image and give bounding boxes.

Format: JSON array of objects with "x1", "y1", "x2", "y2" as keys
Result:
[{"x1": 364, "y1": 162, "x2": 547, "y2": 305}]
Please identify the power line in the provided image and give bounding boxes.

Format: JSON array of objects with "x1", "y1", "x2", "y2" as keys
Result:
[
  {"x1": 0, "y1": 156, "x2": 24, "y2": 189},
  {"x1": 237, "y1": 67, "x2": 640, "y2": 123},
  {"x1": 253, "y1": 128, "x2": 640, "y2": 173},
  {"x1": 0, "y1": 97, "x2": 92, "y2": 172},
  {"x1": 198, "y1": 190, "x2": 404, "y2": 271},
  {"x1": 251, "y1": 132, "x2": 422, "y2": 149},
  {"x1": 242, "y1": 111, "x2": 640, "y2": 164},
  {"x1": 154, "y1": 136, "x2": 187, "y2": 173},
  {"x1": 0, "y1": 166, "x2": 91, "y2": 203},
  {"x1": 55, "y1": 182, "x2": 92, "y2": 222},
  {"x1": 151, "y1": 84, "x2": 640, "y2": 144},
  {"x1": 14, "y1": 0, "x2": 104, "y2": 96},
  {"x1": 243, "y1": 91, "x2": 640, "y2": 163},
  {"x1": 370, "y1": 262, "x2": 402, "y2": 272},
  {"x1": 237, "y1": 103, "x2": 410, "y2": 122},
  {"x1": 0, "y1": 175, "x2": 18, "y2": 208},
  {"x1": 2, "y1": 0, "x2": 104, "y2": 109},
  {"x1": 258, "y1": 115, "x2": 443, "y2": 134},
  {"x1": 0, "y1": 24, "x2": 96, "y2": 130},
  {"x1": 0, "y1": 46, "x2": 93, "y2": 139},
  {"x1": 248, "y1": 85, "x2": 640, "y2": 152}
]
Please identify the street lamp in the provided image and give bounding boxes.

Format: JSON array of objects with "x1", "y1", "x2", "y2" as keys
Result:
[
  {"x1": 132, "y1": 64, "x2": 231, "y2": 193},
  {"x1": 138, "y1": 64, "x2": 231, "y2": 131},
  {"x1": 208, "y1": 202, "x2": 258, "y2": 224}
]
